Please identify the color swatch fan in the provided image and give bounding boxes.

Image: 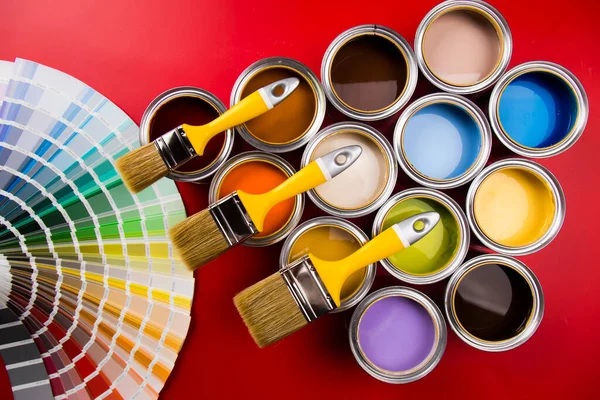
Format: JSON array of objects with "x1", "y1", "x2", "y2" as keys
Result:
[{"x1": 0, "y1": 58, "x2": 194, "y2": 400}]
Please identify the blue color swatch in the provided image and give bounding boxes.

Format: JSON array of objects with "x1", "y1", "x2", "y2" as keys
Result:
[
  {"x1": 403, "y1": 103, "x2": 482, "y2": 180},
  {"x1": 498, "y1": 72, "x2": 577, "y2": 148}
]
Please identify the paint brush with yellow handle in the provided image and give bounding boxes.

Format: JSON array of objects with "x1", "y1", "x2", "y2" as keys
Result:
[
  {"x1": 116, "y1": 77, "x2": 300, "y2": 193},
  {"x1": 169, "y1": 145, "x2": 362, "y2": 270},
  {"x1": 234, "y1": 211, "x2": 440, "y2": 348}
]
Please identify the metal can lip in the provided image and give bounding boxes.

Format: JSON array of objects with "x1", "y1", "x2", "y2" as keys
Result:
[
  {"x1": 278, "y1": 216, "x2": 376, "y2": 313},
  {"x1": 372, "y1": 188, "x2": 470, "y2": 284},
  {"x1": 321, "y1": 24, "x2": 419, "y2": 121},
  {"x1": 349, "y1": 286, "x2": 447, "y2": 384},
  {"x1": 444, "y1": 254, "x2": 544, "y2": 352},
  {"x1": 139, "y1": 86, "x2": 235, "y2": 183},
  {"x1": 415, "y1": 0, "x2": 512, "y2": 94},
  {"x1": 393, "y1": 93, "x2": 492, "y2": 189},
  {"x1": 301, "y1": 122, "x2": 397, "y2": 218},
  {"x1": 488, "y1": 61, "x2": 589, "y2": 158},
  {"x1": 466, "y1": 158, "x2": 566, "y2": 255},
  {"x1": 208, "y1": 151, "x2": 304, "y2": 247},
  {"x1": 230, "y1": 57, "x2": 326, "y2": 153}
]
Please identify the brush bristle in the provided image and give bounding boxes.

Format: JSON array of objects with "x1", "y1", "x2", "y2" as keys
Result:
[
  {"x1": 169, "y1": 209, "x2": 230, "y2": 270},
  {"x1": 116, "y1": 143, "x2": 169, "y2": 193},
  {"x1": 234, "y1": 273, "x2": 307, "y2": 348}
]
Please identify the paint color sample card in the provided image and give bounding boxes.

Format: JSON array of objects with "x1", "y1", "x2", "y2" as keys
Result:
[{"x1": 0, "y1": 58, "x2": 194, "y2": 399}]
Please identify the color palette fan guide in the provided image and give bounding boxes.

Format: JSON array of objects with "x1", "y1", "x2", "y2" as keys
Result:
[{"x1": 0, "y1": 58, "x2": 194, "y2": 399}]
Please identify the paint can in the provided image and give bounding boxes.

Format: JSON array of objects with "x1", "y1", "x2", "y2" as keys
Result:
[
  {"x1": 466, "y1": 158, "x2": 565, "y2": 255},
  {"x1": 230, "y1": 57, "x2": 326, "y2": 153},
  {"x1": 208, "y1": 151, "x2": 304, "y2": 247},
  {"x1": 445, "y1": 254, "x2": 544, "y2": 351},
  {"x1": 321, "y1": 25, "x2": 418, "y2": 121},
  {"x1": 301, "y1": 122, "x2": 397, "y2": 218},
  {"x1": 372, "y1": 188, "x2": 469, "y2": 284},
  {"x1": 415, "y1": 0, "x2": 512, "y2": 94},
  {"x1": 349, "y1": 287, "x2": 447, "y2": 383},
  {"x1": 140, "y1": 87, "x2": 234, "y2": 182},
  {"x1": 489, "y1": 61, "x2": 588, "y2": 157},
  {"x1": 393, "y1": 93, "x2": 491, "y2": 189},
  {"x1": 279, "y1": 217, "x2": 376, "y2": 312}
]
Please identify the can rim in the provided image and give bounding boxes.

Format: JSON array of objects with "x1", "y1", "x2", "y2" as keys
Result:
[
  {"x1": 301, "y1": 122, "x2": 397, "y2": 218},
  {"x1": 414, "y1": 0, "x2": 512, "y2": 94},
  {"x1": 321, "y1": 24, "x2": 419, "y2": 121},
  {"x1": 488, "y1": 61, "x2": 589, "y2": 158},
  {"x1": 466, "y1": 158, "x2": 566, "y2": 255},
  {"x1": 230, "y1": 57, "x2": 326, "y2": 153},
  {"x1": 349, "y1": 286, "x2": 447, "y2": 383},
  {"x1": 139, "y1": 86, "x2": 235, "y2": 182},
  {"x1": 393, "y1": 93, "x2": 492, "y2": 189},
  {"x1": 372, "y1": 188, "x2": 470, "y2": 284},
  {"x1": 278, "y1": 216, "x2": 377, "y2": 312},
  {"x1": 208, "y1": 151, "x2": 304, "y2": 247},
  {"x1": 444, "y1": 254, "x2": 544, "y2": 352}
]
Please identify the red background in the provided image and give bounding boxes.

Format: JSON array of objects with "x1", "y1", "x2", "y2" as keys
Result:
[{"x1": 1, "y1": 0, "x2": 599, "y2": 398}]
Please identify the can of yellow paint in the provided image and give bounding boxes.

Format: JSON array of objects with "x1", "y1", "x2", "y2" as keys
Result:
[
  {"x1": 466, "y1": 158, "x2": 565, "y2": 255},
  {"x1": 279, "y1": 217, "x2": 376, "y2": 312}
]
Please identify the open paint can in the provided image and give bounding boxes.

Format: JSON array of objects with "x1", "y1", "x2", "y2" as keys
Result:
[
  {"x1": 321, "y1": 25, "x2": 418, "y2": 121},
  {"x1": 489, "y1": 61, "x2": 588, "y2": 157},
  {"x1": 230, "y1": 57, "x2": 326, "y2": 153},
  {"x1": 445, "y1": 254, "x2": 544, "y2": 351},
  {"x1": 393, "y1": 93, "x2": 491, "y2": 189},
  {"x1": 349, "y1": 287, "x2": 447, "y2": 383},
  {"x1": 415, "y1": 0, "x2": 512, "y2": 94},
  {"x1": 301, "y1": 122, "x2": 397, "y2": 217},
  {"x1": 466, "y1": 158, "x2": 565, "y2": 255},
  {"x1": 372, "y1": 188, "x2": 469, "y2": 284},
  {"x1": 279, "y1": 217, "x2": 376, "y2": 312},
  {"x1": 140, "y1": 87, "x2": 234, "y2": 182},
  {"x1": 208, "y1": 151, "x2": 304, "y2": 246}
]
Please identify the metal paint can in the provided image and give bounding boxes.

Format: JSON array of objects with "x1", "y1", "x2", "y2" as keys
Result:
[
  {"x1": 208, "y1": 151, "x2": 304, "y2": 247},
  {"x1": 445, "y1": 254, "x2": 544, "y2": 351},
  {"x1": 349, "y1": 287, "x2": 447, "y2": 383},
  {"x1": 230, "y1": 57, "x2": 326, "y2": 153},
  {"x1": 393, "y1": 93, "x2": 492, "y2": 189},
  {"x1": 279, "y1": 217, "x2": 376, "y2": 312},
  {"x1": 489, "y1": 61, "x2": 588, "y2": 157},
  {"x1": 321, "y1": 24, "x2": 418, "y2": 121},
  {"x1": 466, "y1": 158, "x2": 565, "y2": 255},
  {"x1": 301, "y1": 122, "x2": 397, "y2": 218},
  {"x1": 415, "y1": 0, "x2": 512, "y2": 94},
  {"x1": 140, "y1": 87, "x2": 234, "y2": 182},
  {"x1": 372, "y1": 188, "x2": 469, "y2": 284}
]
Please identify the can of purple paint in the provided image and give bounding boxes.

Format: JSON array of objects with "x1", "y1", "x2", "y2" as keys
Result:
[{"x1": 349, "y1": 287, "x2": 447, "y2": 383}]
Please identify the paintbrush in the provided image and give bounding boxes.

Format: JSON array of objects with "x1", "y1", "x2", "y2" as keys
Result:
[
  {"x1": 116, "y1": 77, "x2": 300, "y2": 193},
  {"x1": 170, "y1": 145, "x2": 363, "y2": 270},
  {"x1": 234, "y1": 211, "x2": 440, "y2": 348}
]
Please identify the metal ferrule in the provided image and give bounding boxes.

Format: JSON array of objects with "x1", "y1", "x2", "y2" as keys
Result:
[
  {"x1": 153, "y1": 126, "x2": 197, "y2": 170},
  {"x1": 208, "y1": 192, "x2": 258, "y2": 247},
  {"x1": 280, "y1": 256, "x2": 337, "y2": 322}
]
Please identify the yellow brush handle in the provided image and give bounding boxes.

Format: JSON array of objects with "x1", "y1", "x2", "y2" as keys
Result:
[
  {"x1": 313, "y1": 227, "x2": 406, "y2": 307},
  {"x1": 237, "y1": 161, "x2": 326, "y2": 232},
  {"x1": 183, "y1": 91, "x2": 269, "y2": 156}
]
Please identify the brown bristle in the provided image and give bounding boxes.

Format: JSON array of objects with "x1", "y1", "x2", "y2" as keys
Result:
[
  {"x1": 116, "y1": 143, "x2": 169, "y2": 193},
  {"x1": 234, "y1": 273, "x2": 307, "y2": 348},
  {"x1": 169, "y1": 209, "x2": 230, "y2": 270}
]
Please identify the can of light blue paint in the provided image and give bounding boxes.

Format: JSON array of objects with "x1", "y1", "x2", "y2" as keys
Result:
[{"x1": 393, "y1": 93, "x2": 492, "y2": 189}]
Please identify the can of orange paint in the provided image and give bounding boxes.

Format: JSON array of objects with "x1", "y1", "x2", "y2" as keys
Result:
[{"x1": 208, "y1": 151, "x2": 304, "y2": 247}]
